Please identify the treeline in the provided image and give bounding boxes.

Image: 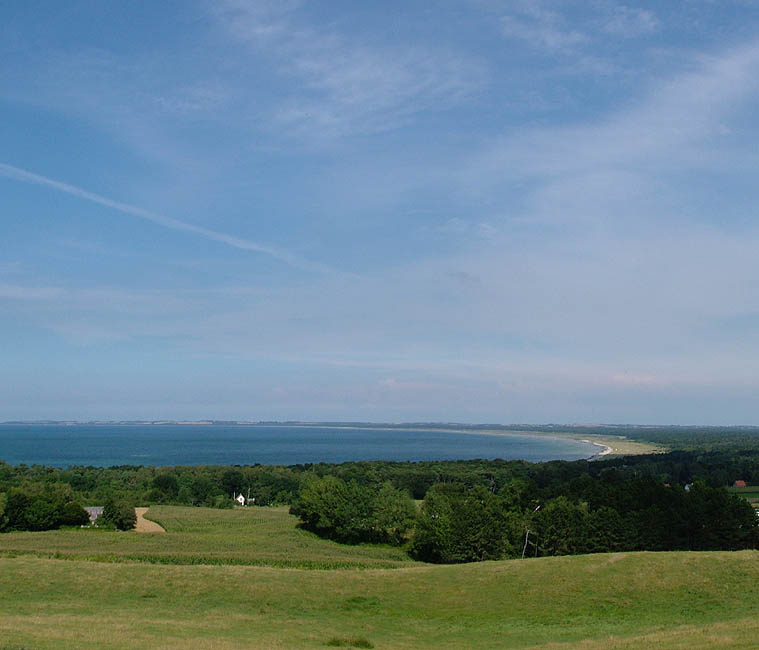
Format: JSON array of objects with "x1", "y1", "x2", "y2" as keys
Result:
[
  {"x1": 0, "y1": 486, "x2": 89, "y2": 532},
  {"x1": 291, "y1": 476, "x2": 415, "y2": 544},
  {"x1": 2, "y1": 449, "x2": 759, "y2": 507},
  {"x1": 288, "y1": 473, "x2": 758, "y2": 563},
  {"x1": 2, "y1": 450, "x2": 759, "y2": 559},
  {"x1": 0, "y1": 486, "x2": 138, "y2": 532}
]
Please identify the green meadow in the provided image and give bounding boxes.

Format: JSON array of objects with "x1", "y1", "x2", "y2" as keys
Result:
[
  {"x1": 0, "y1": 506, "x2": 412, "y2": 569},
  {"x1": 1, "y1": 506, "x2": 758, "y2": 649}
]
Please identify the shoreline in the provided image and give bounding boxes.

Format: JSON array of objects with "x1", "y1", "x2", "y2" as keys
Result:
[
  {"x1": 280, "y1": 425, "x2": 662, "y2": 459},
  {"x1": 0, "y1": 424, "x2": 663, "y2": 466},
  {"x1": 585, "y1": 440, "x2": 614, "y2": 459}
]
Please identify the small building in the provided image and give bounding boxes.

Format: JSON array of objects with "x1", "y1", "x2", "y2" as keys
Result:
[
  {"x1": 233, "y1": 492, "x2": 256, "y2": 506},
  {"x1": 734, "y1": 480, "x2": 748, "y2": 488},
  {"x1": 84, "y1": 506, "x2": 103, "y2": 523}
]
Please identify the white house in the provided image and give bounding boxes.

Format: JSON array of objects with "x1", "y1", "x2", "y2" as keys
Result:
[{"x1": 233, "y1": 492, "x2": 256, "y2": 506}]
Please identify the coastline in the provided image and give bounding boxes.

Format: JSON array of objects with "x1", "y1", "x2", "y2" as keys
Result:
[
  {"x1": 0, "y1": 422, "x2": 665, "y2": 464},
  {"x1": 266, "y1": 424, "x2": 664, "y2": 459}
]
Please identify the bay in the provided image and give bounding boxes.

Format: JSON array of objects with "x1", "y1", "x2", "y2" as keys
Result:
[{"x1": 0, "y1": 424, "x2": 598, "y2": 467}]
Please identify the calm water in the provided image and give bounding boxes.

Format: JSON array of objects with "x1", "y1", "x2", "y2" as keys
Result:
[{"x1": 0, "y1": 424, "x2": 598, "y2": 467}]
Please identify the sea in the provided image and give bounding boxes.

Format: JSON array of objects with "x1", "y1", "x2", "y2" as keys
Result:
[{"x1": 0, "y1": 424, "x2": 599, "y2": 468}]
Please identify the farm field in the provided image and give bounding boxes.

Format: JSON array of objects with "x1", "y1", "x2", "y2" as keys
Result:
[
  {"x1": 1, "y1": 507, "x2": 758, "y2": 649},
  {"x1": 0, "y1": 506, "x2": 413, "y2": 569},
  {"x1": 726, "y1": 485, "x2": 759, "y2": 508},
  {"x1": 726, "y1": 485, "x2": 759, "y2": 496}
]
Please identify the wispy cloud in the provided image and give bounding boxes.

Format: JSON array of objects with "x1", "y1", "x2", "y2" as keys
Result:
[
  {"x1": 599, "y1": 3, "x2": 659, "y2": 37},
  {"x1": 501, "y1": 4, "x2": 587, "y2": 53},
  {"x1": 461, "y1": 41, "x2": 759, "y2": 220},
  {"x1": 0, "y1": 162, "x2": 329, "y2": 273},
  {"x1": 213, "y1": 1, "x2": 486, "y2": 137},
  {"x1": 496, "y1": 1, "x2": 658, "y2": 57}
]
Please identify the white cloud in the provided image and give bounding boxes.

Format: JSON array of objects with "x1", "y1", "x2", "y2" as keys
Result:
[
  {"x1": 497, "y1": 1, "x2": 658, "y2": 57},
  {"x1": 213, "y1": 1, "x2": 486, "y2": 137},
  {"x1": 600, "y1": 4, "x2": 659, "y2": 37},
  {"x1": 501, "y1": 9, "x2": 587, "y2": 52},
  {"x1": 461, "y1": 41, "x2": 759, "y2": 220}
]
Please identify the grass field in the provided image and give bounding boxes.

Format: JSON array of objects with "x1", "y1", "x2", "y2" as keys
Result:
[
  {"x1": 1, "y1": 507, "x2": 758, "y2": 649},
  {"x1": 0, "y1": 506, "x2": 413, "y2": 569}
]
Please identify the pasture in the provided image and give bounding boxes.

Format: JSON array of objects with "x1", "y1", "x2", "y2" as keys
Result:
[{"x1": 1, "y1": 506, "x2": 758, "y2": 649}]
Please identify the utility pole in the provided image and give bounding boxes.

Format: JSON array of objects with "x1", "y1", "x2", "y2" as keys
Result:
[
  {"x1": 522, "y1": 504, "x2": 541, "y2": 559},
  {"x1": 522, "y1": 529, "x2": 531, "y2": 559}
]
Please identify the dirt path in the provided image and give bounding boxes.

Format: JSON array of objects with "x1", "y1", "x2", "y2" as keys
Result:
[{"x1": 134, "y1": 507, "x2": 165, "y2": 533}]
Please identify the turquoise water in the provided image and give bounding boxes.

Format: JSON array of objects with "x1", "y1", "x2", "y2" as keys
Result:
[{"x1": 0, "y1": 424, "x2": 597, "y2": 467}]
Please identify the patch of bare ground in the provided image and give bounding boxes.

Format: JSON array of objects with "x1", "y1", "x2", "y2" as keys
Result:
[{"x1": 134, "y1": 508, "x2": 165, "y2": 533}]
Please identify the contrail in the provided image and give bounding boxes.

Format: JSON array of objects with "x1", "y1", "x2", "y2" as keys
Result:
[{"x1": 0, "y1": 162, "x2": 329, "y2": 273}]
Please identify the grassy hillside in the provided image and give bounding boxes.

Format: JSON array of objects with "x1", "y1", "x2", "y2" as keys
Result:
[
  {"x1": 0, "y1": 506, "x2": 413, "y2": 568},
  {"x1": 2, "y1": 550, "x2": 759, "y2": 649},
  {"x1": 1, "y1": 506, "x2": 758, "y2": 649}
]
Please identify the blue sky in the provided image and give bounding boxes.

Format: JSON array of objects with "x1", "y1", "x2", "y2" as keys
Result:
[{"x1": 2, "y1": 1, "x2": 759, "y2": 423}]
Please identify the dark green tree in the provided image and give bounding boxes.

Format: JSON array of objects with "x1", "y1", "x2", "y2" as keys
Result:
[
  {"x1": 24, "y1": 498, "x2": 60, "y2": 531},
  {"x1": 293, "y1": 475, "x2": 375, "y2": 543},
  {"x1": 4, "y1": 489, "x2": 31, "y2": 530},
  {"x1": 411, "y1": 484, "x2": 512, "y2": 563},
  {"x1": 535, "y1": 496, "x2": 590, "y2": 556},
  {"x1": 220, "y1": 469, "x2": 245, "y2": 497},
  {"x1": 372, "y1": 482, "x2": 416, "y2": 544},
  {"x1": 152, "y1": 473, "x2": 179, "y2": 497},
  {"x1": 102, "y1": 499, "x2": 136, "y2": 531},
  {"x1": 59, "y1": 501, "x2": 91, "y2": 527}
]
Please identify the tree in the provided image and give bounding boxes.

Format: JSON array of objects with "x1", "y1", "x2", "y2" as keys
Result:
[
  {"x1": 372, "y1": 482, "x2": 416, "y2": 544},
  {"x1": 0, "y1": 492, "x2": 7, "y2": 532},
  {"x1": 535, "y1": 496, "x2": 589, "y2": 556},
  {"x1": 293, "y1": 475, "x2": 375, "y2": 543},
  {"x1": 59, "y1": 501, "x2": 90, "y2": 527},
  {"x1": 409, "y1": 484, "x2": 456, "y2": 563},
  {"x1": 102, "y1": 499, "x2": 136, "y2": 531},
  {"x1": 190, "y1": 476, "x2": 216, "y2": 506},
  {"x1": 24, "y1": 498, "x2": 59, "y2": 531},
  {"x1": 411, "y1": 483, "x2": 512, "y2": 563},
  {"x1": 4, "y1": 489, "x2": 31, "y2": 530},
  {"x1": 586, "y1": 506, "x2": 631, "y2": 553},
  {"x1": 152, "y1": 473, "x2": 179, "y2": 498},
  {"x1": 220, "y1": 470, "x2": 245, "y2": 497}
]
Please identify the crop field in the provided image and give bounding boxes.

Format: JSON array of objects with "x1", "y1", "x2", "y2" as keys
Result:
[
  {"x1": 1, "y1": 507, "x2": 759, "y2": 649},
  {"x1": 0, "y1": 506, "x2": 413, "y2": 569},
  {"x1": 726, "y1": 486, "x2": 759, "y2": 496},
  {"x1": 726, "y1": 486, "x2": 759, "y2": 506}
]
